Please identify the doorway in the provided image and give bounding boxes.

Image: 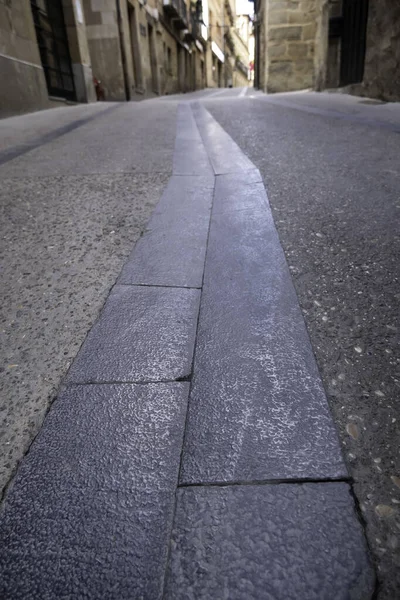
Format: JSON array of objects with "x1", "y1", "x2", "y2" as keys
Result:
[
  {"x1": 340, "y1": 0, "x2": 369, "y2": 86},
  {"x1": 30, "y1": 0, "x2": 75, "y2": 100}
]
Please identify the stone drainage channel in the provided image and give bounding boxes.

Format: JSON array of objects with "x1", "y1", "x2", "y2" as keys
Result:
[{"x1": 0, "y1": 103, "x2": 375, "y2": 598}]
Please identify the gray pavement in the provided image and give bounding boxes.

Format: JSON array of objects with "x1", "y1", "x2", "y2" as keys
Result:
[{"x1": 0, "y1": 89, "x2": 399, "y2": 598}]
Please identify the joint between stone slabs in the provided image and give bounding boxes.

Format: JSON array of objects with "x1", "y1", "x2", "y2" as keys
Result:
[
  {"x1": 170, "y1": 174, "x2": 215, "y2": 184},
  {"x1": 212, "y1": 206, "x2": 269, "y2": 216},
  {"x1": 214, "y1": 171, "x2": 262, "y2": 179},
  {"x1": 0, "y1": 387, "x2": 60, "y2": 504},
  {"x1": 65, "y1": 376, "x2": 193, "y2": 387},
  {"x1": 178, "y1": 476, "x2": 353, "y2": 489},
  {"x1": 347, "y1": 484, "x2": 380, "y2": 596},
  {"x1": 160, "y1": 169, "x2": 217, "y2": 600},
  {"x1": 117, "y1": 283, "x2": 202, "y2": 291}
]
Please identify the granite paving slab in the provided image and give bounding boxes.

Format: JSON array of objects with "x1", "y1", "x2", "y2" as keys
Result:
[
  {"x1": 191, "y1": 102, "x2": 255, "y2": 174},
  {"x1": 213, "y1": 177, "x2": 266, "y2": 214},
  {"x1": 173, "y1": 104, "x2": 213, "y2": 176},
  {"x1": 180, "y1": 180, "x2": 346, "y2": 483},
  {"x1": 119, "y1": 177, "x2": 214, "y2": 288},
  {"x1": 0, "y1": 383, "x2": 189, "y2": 599},
  {"x1": 216, "y1": 167, "x2": 263, "y2": 186},
  {"x1": 67, "y1": 285, "x2": 200, "y2": 383},
  {"x1": 165, "y1": 483, "x2": 375, "y2": 600},
  {"x1": 153, "y1": 174, "x2": 214, "y2": 216}
]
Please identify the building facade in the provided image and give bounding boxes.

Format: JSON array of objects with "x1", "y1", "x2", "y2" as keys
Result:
[
  {"x1": 0, "y1": 0, "x2": 251, "y2": 118},
  {"x1": 0, "y1": 0, "x2": 97, "y2": 117},
  {"x1": 233, "y1": 10, "x2": 253, "y2": 87},
  {"x1": 253, "y1": 0, "x2": 400, "y2": 101}
]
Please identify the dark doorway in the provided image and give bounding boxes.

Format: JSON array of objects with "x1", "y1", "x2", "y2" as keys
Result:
[
  {"x1": 217, "y1": 60, "x2": 222, "y2": 88},
  {"x1": 177, "y1": 43, "x2": 184, "y2": 92},
  {"x1": 30, "y1": 0, "x2": 76, "y2": 100},
  {"x1": 340, "y1": 0, "x2": 369, "y2": 86}
]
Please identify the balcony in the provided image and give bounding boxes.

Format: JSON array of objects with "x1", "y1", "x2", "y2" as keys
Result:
[
  {"x1": 225, "y1": 0, "x2": 235, "y2": 27},
  {"x1": 182, "y1": 11, "x2": 204, "y2": 43},
  {"x1": 163, "y1": 0, "x2": 188, "y2": 29}
]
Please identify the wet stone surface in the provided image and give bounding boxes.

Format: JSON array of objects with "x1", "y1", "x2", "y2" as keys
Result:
[
  {"x1": 181, "y1": 191, "x2": 346, "y2": 483},
  {"x1": 119, "y1": 176, "x2": 214, "y2": 288},
  {"x1": 165, "y1": 483, "x2": 374, "y2": 600},
  {"x1": 67, "y1": 285, "x2": 200, "y2": 384},
  {"x1": 192, "y1": 103, "x2": 255, "y2": 175},
  {"x1": 0, "y1": 383, "x2": 189, "y2": 599}
]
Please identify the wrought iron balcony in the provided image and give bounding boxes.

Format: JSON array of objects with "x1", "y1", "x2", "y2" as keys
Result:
[{"x1": 163, "y1": 0, "x2": 188, "y2": 29}]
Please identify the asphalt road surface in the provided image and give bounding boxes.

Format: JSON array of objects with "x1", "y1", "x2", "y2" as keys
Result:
[{"x1": 0, "y1": 89, "x2": 399, "y2": 599}]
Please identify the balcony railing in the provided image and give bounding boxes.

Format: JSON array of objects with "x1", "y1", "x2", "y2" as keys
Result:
[{"x1": 163, "y1": 0, "x2": 188, "y2": 29}]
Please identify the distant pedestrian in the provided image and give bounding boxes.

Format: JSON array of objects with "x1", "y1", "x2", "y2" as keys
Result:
[{"x1": 93, "y1": 77, "x2": 105, "y2": 101}]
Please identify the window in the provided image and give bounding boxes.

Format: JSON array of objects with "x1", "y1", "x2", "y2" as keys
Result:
[
  {"x1": 30, "y1": 0, "x2": 75, "y2": 100},
  {"x1": 167, "y1": 47, "x2": 172, "y2": 75}
]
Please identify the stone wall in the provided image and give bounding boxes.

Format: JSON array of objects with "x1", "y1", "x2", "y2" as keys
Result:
[
  {"x1": 0, "y1": 0, "x2": 48, "y2": 116},
  {"x1": 0, "y1": 0, "x2": 95, "y2": 117},
  {"x1": 232, "y1": 27, "x2": 250, "y2": 87},
  {"x1": 84, "y1": 0, "x2": 126, "y2": 101},
  {"x1": 325, "y1": 0, "x2": 400, "y2": 101},
  {"x1": 62, "y1": 0, "x2": 96, "y2": 103},
  {"x1": 256, "y1": 0, "x2": 400, "y2": 100},
  {"x1": 360, "y1": 0, "x2": 400, "y2": 101},
  {"x1": 259, "y1": 0, "x2": 325, "y2": 94}
]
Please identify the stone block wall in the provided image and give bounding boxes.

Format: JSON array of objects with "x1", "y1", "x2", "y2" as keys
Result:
[
  {"x1": 62, "y1": 0, "x2": 96, "y2": 103},
  {"x1": 265, "y1": 0, "x2": 323, "y2": 93},
  {"x1": 0, "y1": 0, "x2": 49, "y2": 116},
  {"x1": 360, "y1": 0, "x2": 400, "y2": 101},
  {"x1": 256, "y1": 0, "x2": 400, "y2": 100},
  {"x1": 0, "y1": 0, "x2": 95, "y2": 116},
  {"x1": 325, "y1": 0, "x2": 400, "y2": 102},
  {"x1": 84, "y1": 0, "x2": 126, "y2": 101}
]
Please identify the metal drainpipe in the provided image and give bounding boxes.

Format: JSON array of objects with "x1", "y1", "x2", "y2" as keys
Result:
[
  {"x1": 116, "y1": 0, "x2": 131, "y2": 100},
  {"x1": 254, "y1": 0, "x2": 260, "y2": 90},
  {"x1": 222, "y1": 3, "x2": 225, "y2": 86}
]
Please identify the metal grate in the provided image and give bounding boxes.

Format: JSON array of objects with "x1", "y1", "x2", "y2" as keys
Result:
[
  {"x1": 30, "y1": 0, "x2": 76, "y2": 101},
  {"x1": 340, "y1": 0, "x2": 369, "y2": 86}
]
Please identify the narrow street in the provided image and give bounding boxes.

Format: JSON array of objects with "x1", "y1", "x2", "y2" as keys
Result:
[{"x1": 0, "y1": 89, "x2": 399, "y2": 599}]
